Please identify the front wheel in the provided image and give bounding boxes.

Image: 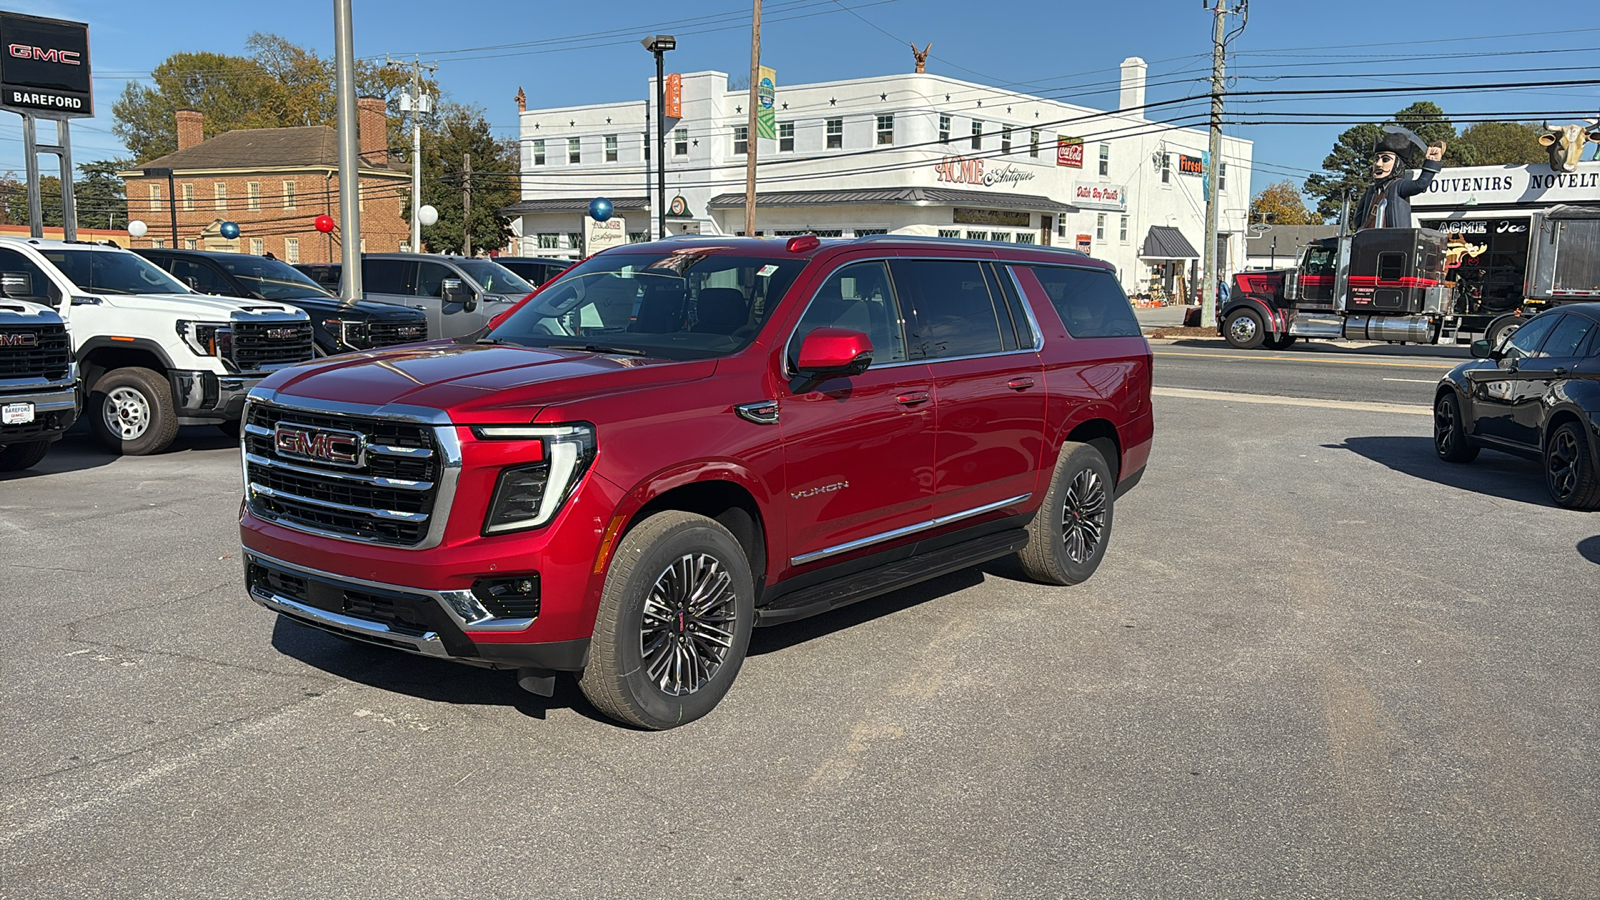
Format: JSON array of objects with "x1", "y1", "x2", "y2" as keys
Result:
[
  {"x1": 578, "y1": 511, "x2": 755, "y2": 729},
  {"x1": 1017, "y1": 441, "x2": 1115, "y2": 586},
  {"x1": 1434, "y1": 390, "x2": 1479, "y2": 463},
  {"x1": 0, "y1": 440, "x2": 50, "y2": 472},
  {"x1": 90, "y1": 367, "x2": 179, "y2": 456},
  {"x1": 1223, "y1": 309, "x2": 1266, "y2": 350},
  {"x1": 1544, "y1": 421, "x2": 1600, "y2": 510}
]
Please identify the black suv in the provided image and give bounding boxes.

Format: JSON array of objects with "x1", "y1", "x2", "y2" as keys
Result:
[
  {"x1": 137, "y1": 249, "x2": 428, "y2": 355},
  {"x1": 1435, "y1": 303, "x2": 1600, "y2": 508},
  {"x1": 493, "y1": 256, "x2": 570, "y2": 287}
]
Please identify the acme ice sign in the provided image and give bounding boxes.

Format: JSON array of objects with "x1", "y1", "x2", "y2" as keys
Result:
[
  {"x1": 1414, "y1": 163, "x2": 1599, "y2": 207},
  {"x1": 0, "y1": 12, "x2": 92, "y2": 118},
  {"x1": 933, "y1": 155, "x2": 1035, "y2": 189}
]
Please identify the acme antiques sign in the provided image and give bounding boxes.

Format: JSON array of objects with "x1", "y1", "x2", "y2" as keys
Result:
[{"x1": 934, "y1": 155, "x2": 1035, "y2": 188}]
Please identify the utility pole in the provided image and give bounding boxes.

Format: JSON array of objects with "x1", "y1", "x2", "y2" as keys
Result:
[
  {"x1": 744, "y1": 0, "x2": 762, "y2": 237},
  {"x1": 462, "y1": 152, "x2": 471, "y2": 257},
  {"x1": 1200, "y1": 0, "x2": 1244, "y2": 328},
  {"x1": 388, "y1": 55, "x2": 437, "y2": 253},
  {"x1": 333, "y1": 0, "x2": 363, "y2": 302}
]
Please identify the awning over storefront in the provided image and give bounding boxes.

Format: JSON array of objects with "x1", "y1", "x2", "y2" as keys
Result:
[
  {"x1": 706, "y1": 187, "x2": 1076, "y2": 214},
  {"x1": 501, "y1": 196, "x2": 651, "y2": 216},
  {"x1": 1139, "y1": 225, "x2": 1200, "y2": 260}
]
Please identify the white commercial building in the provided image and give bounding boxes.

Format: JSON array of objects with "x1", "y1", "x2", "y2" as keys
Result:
[{"x1": 506, "y1": 58, "x2": 1252, "y2": 298}]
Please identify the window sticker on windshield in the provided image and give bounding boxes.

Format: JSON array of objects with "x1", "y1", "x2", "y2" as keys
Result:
[{"x1": 757, "y1": 264, "x2": 779, "y2": 278}]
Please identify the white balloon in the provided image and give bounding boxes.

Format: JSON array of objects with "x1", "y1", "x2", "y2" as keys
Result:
[
  {"x1": 418, "y1": 204, "x2": 439, "y2": 227},
  {"x1": 128, "y1": 220, "x2": 148, "y2": 238}
]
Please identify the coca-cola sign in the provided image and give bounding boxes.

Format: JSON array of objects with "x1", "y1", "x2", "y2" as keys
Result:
[{"x1": 1056, "y1": 137, "x2": 1083, "y2": 168}]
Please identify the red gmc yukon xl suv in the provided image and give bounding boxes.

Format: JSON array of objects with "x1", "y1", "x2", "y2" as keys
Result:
[{"x1": 239, "y1": 235, "x2": 1153, "y2": 729}]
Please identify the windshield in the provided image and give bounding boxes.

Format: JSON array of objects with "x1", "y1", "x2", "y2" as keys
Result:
[
  {"x1": 488, "y1": 250, "x2": 806, "y2": 359},
  {"x1": 42, "y1": 249, "x2": 190, "y2": 295},
  {"x1": 221, "y1": 256, "x2": 333, "y2": 300},
  {"x1": 457, "y1": 259, "x2": 534, "y2": 296}
]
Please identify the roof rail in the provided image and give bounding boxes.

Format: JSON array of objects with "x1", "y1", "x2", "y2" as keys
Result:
[{"x1": 851, "y1": 233, "x2": 1088, "y2": 256}]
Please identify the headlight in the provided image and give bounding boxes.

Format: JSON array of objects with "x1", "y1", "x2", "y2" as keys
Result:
[
  {"x1": 321, "y1": 317, "x2": 370, "y2": 348},
  {"x1": 476, "y1": 423, "x2": 596, "y2": 535},
  {"x1": 176, "y1": 320, "x2": 232, "y2": 356}
]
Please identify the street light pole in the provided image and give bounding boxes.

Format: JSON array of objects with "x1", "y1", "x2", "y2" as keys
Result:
[{"x1": 642, "y1": 35, "x2": 675, "y2": 240}]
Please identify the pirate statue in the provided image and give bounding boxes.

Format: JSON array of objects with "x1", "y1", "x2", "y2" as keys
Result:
[{"x1": 1353, "y1": 126, "x2": 1446, "y2": 230}]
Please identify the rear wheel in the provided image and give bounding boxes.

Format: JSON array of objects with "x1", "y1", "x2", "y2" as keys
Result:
[
  {"x1": 0, "y1": 440, "x2": 50, "y2": 472},
  {"x1": 1544, "y1": 421, "x2": 1600, "y2": 510},
  {"x1": 1434, "y1": 390, "x2": 1479, "y2": 463},
  {"x1": 90, "y1": 367, "x2": 178, "y2": 456},
  {"x1": 1017, "y1": 441, "x2": 1115, "y2": 586},
  {"x1": 1223, "y1": 309, "x2": 1266, "y2": 350},
  {"x1": 1486, "y1": 315, "x2": 1523, "y2": 350},
  {"x1": 579, "y1": 511, "x2": 755, "y2": 729}
]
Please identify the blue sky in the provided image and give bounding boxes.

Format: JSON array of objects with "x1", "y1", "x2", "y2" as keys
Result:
[{"x1": 5, "y1": 0, "x2": 1598, "y2": 203}]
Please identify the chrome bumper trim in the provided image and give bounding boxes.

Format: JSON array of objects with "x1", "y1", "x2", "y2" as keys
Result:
[{"x1": 791, "y1": 493, "x2": 1032, "y2": 567}]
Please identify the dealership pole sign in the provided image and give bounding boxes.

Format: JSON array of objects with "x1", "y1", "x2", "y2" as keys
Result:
[{"x1": 0, "y1": 12, "x2": 92, "y2": 118}]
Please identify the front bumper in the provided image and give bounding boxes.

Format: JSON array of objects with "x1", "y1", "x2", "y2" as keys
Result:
[
  {"x1": 0, "y1": 373, "x2": 80, "y2": 443},
  {"x1": 170, "y1": 369, "x2": 268, "y2": 424}
]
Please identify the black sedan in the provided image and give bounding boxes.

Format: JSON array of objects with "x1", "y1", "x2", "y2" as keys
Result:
[
  {"x1": 1434, "y1": 303, "x2": 1600, "y2": 509},
  {"x1": 136, "y1": 249, "x2": 429, "y2": 355}
]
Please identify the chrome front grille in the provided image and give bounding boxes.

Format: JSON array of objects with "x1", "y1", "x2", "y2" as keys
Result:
[
  {"x1": 368, "y1": 321, "x2": 428, "y2": 348},
  {"x1": 243, "y1": 401, "x2": 454, "y2": 547},
  {"x1": 231, "y1": 321, "x2": 314, "y2": 371},
  {"x1": 0, "y1": 323, "x2": 71, "y2": 380}
]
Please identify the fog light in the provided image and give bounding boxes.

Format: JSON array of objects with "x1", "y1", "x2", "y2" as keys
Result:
[{"x1": 471, "y1": 575, "x2": 541, "y2": 618}]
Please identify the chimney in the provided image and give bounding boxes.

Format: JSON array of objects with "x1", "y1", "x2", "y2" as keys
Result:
[
  {"x1": 176, "y1": 109, "x2": 204, "y2": 150},
  {"x1": 357, "y1": 96, "x2": 388, "y2": 167},
  {"x1": 1118, "y1": 57, "x2": 1147, "y2": 115}
]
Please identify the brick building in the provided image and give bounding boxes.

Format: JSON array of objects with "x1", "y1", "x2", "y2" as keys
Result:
[{"x1": 118, "y1": 99, "x2": 410, "y2": 264}]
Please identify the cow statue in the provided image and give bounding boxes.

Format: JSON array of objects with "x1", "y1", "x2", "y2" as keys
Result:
[{"x1": 1540, "y1": 119, "x2": 1600, "y2": 172}]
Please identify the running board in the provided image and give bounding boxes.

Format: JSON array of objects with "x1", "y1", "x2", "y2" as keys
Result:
[{"x1": 754, "y1": 529, "x2": 1028, "y2": 626}]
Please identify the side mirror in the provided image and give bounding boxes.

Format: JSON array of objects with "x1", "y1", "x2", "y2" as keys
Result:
[
  {"x1": 442, "y1": 277, "x2": 476, "y2": 311},
  {"x1": 1470, "y1": 339, "x2": 1494, "y2": 359},
  {"x1": 1283, "y1": 270, "x2": 1300, "y2": 301},
  {"x1": 0, "y1": 271, "x2": 32, "y2": 297},
  {"x1": 795, "y1": 327, "x2": 873, "y2": 383}
]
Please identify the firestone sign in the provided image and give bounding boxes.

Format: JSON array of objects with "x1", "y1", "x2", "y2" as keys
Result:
[{"x1": 0, "y1": 12, "x2": 91, "y2": 118}]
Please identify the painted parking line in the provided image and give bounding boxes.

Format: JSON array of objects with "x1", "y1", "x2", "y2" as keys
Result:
[
  {"x1": 1154, "y1": 349, "x2": 1457, "y2": 370},
  {"x1": 1152, "y1": 386, "x2": 1430, "y2": 416},
  {"x1": 1382, "y1": 377, "x2": 1440, "y2": 383}
]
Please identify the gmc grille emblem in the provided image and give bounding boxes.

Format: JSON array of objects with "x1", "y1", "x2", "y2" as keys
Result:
[
  {"x1": 264, "y1": 327, "x2": 302, "y2": 340},
  {"x1": 273, "y1": 423, "x2": 365, "y2": 468},
  {"x1": 0, "y1": 332, "x2": 39, "y2": 347}
]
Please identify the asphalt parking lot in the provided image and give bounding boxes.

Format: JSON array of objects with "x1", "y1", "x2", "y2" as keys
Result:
[{"x1": 3, "y1": 395, "x2": 1596, "y2": 900}]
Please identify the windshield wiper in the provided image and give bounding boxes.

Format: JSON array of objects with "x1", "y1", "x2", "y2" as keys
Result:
[{"x1": 547, "y1": 343, "x2": 647, "y2": 356}]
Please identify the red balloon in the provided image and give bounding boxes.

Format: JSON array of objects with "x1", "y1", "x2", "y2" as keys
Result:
[{"x1": 314, "y1": 215, "x2": 335, "y2": 234}]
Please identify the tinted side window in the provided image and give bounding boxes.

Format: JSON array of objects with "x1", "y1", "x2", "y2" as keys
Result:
[
  {"x1": 889, "y1": 258, "x2": 1005, "y2": 360},
  {"x1": 1502, "y1": 313, "x2": 1560, "y2": 359},
  {"x1": 987, "y1": 263, "x2": 1035, "y2": 350},
  {"x1": 1024, "y1": 265, "x2": 1141, "y2": 338},
  {"x1": 0, "y1": 248, "x2": 62, "y2": 307},
  {"x1": 362, "y1": 259, "x2": 412, "y2": 295},
  {"x1": 1539, "y1": 314, "x2": 1594, "y2": 359},
  {"x1": 168, "y1": 259, "x2": 234, "y2": 295},
  {"x1": 788, "y1": 261, "x2": 906, "y2": 368},
  {"x1": 416, "y1": 261, "x2": 454, "y2": 297},
  {"x1": 1304, "y1": 247, "x2": 1335, "y2": 278}
]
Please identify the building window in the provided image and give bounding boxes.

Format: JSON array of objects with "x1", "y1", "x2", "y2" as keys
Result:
[
  {"x1": 1119, "y1": 215, "x2": 1129, "y2": 242},
  {"x1": 282, "y1": 181, "x2": 296, "y2": 210},
  {"x1": 991, "y1": 233, "x2": 1011, "y2": 243},
  {"x1": 876, "y1": 114, "x2": 894, "y2": 145},
  {"x1": 605, "y1": 134, "x2": 618, "y2": 162},
  {"x1": 537, "y1": 233, "x2": 560, "y2": 249},
  {"x1": 854, "y1": 228, "x2": 888, "y2": 236},
  {"x1": 568, "y1": 137, "x2": 581, "y2": 164},
  {"x1": 185, "y1": 239, "x2": 197, "y2": 250},
  {"x1": 565, "y1": 232, "x2": 582, "y2": 250},
  {"x1": 1099, "y1": 143, "x2": 1110, "y2": 177},
  {"x1": 532, "y1": 139, "x2": 545, "y2": 166},
  {"x1": 1001, "y1": 126, "x2": 1012, "y2": 154},
  {"x1": 1015, "y1": 233, "x2": 1036, "y2": 244},
  {"x1": 938, "y1": 229, "x2": 959, "y2": 238},
  {"x1": 150, "y1": 238, "x2": 164, "y2": 248},
  {"x1": 148, "y1": 184, "x2": 160, "y2": 212},
  {"x1": 1030, "y1": 130, "x2": 1040, "y2": 158},
  {"x1": 1160, "y1": 153, "x2": 1171, "y2": 185},
  {"x1": 778, "y1": 121, "x2": 794, "y2": 152},
  {"x1": 628, "y1": 232, "x2": 649, "y2": 244},
  {"x1": 674, "y1": 128, "x2": 688, "y2": 156},
  {"x1": 284, "y1": 238, "x2": 300, "y2": 265},
  {"x1": 1096, "y1": 214, "x2": 1106, "y2": 240},
  {"x1": 732, "y1": 125, "x2": 748, "y2": 156},
  {"x1": 966, "y1": 230, "x2": 987, "y2": 240},
  {"x1": 250, "y1": 238, "x2": 264, "y2": 255},
  {"x1": 1057, "y1": 217, "x2": 1068, "y2": 238},
  {"x1": 181, "y1": 183, "x2": 194, "y2": 211},
  {"x1": 247, "y1": 181, "x2": 260, "y2": 210},
  {"x1": 826, "y1": 118, "x2": 843, "y2": 150},
  {"x1": 971, "y1": 120, "x2": 983, "y2": 150},
  {"x1": 1220, "y1": 162, "x2": 1228, "y2": 192},
  {"x1": 938, "y1": 115, "x2": 950, "y2": 144},
  {"x1": 214, "y1": 183, "x2": 227, "y2": 210}
]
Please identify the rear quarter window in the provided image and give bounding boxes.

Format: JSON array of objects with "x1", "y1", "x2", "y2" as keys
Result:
[{"x1": 1020, "y1": 265, "x2": 1141, "y2": 338}]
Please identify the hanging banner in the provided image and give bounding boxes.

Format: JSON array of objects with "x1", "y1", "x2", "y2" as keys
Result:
[
  {"x1": 756, "y1": 66, "x2": 776, "y2": 140},
  {"x1": 664, "y1": 73, "x2": 682, "y2": 120}
]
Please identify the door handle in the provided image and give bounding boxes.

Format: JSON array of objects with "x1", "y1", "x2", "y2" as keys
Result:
[
  {"x1": 896, "y1": 391, "x2": 930, "y2": 407},
  {"x1": 1007, "y1": 377, "x2": 1035, "y2": 391},
  {"x1": 1552, "y1": 366, "x2": 1568, "y2": 377}
]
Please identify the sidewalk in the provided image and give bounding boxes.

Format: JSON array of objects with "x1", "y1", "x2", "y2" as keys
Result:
[{"x1": 1133, "y1": 304, "x2": 1194, "y2": 330}]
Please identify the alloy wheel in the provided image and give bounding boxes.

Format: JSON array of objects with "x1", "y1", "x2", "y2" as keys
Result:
[
  {"x1": 1435, "y1": 397, "x2": 1457, "y2": 456},
  {"x1": 1061, "y1": 467, "x2": 1107, "y2": 564},
  {"x1": 639, "y1": 552, "x2": 738, "y2": 696},
  {"x1": 103, "y1": 386, "x2": 151, "y2": 441},
  {"x1": 1548, "y1": 428, "x2": 1579, "y2": 501},
  {"x1": 1228, "y1": 315, "x2": 1258, "y2": 345}
]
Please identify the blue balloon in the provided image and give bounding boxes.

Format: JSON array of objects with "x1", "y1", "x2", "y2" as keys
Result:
[
  {"x1": 220, "y1": 221, "x2": 240, "y2": 240},
  {"x1": 588, "y1": 197, "x2": 614, "y2": 222}
]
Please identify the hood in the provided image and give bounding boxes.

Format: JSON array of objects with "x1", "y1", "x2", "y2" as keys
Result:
[
  {"x1": 0, "y1": 299, "x2": 64, "y2": 323},
  {"x1": 256, "y1": 341, "x2": 716, "y2": 421},
  {"x1": 98, "y1": 292, "x2": 307, "y2": 321},
  {"x1": 276, "y1": 295, "x2": 428, "y2": 323}
]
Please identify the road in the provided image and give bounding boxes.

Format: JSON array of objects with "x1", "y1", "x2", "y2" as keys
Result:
[
  {"x1": 1152, "y1": 338, "x2": 1467, "y2": 407},
  {"x1": 4, "y1": 387, "x2": 1595, "y2": 899}
]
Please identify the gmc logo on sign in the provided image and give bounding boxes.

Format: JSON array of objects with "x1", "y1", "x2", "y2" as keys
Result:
[
  {"x1": 273, "y1": 423, "x2": 364, "y2": 468},
  {"x1": 0, "y1": 332, "x2": 39, "y2": 347},
  {"x1": 8, "y1": 44, "x2": 81, "y2": 65}
]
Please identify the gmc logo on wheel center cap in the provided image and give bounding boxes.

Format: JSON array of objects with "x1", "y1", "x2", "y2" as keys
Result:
[{"x1": 273, "y1": 423, "x2": 364, "y2": 468}]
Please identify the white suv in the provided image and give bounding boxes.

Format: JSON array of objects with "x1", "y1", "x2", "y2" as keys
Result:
[{"x1": 0, "y1": 238, "x2": 313, "y2": 455}]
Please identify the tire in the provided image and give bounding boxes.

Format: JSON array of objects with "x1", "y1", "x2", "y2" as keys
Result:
[
  {"x1": 1223, "y1": 309, "x2": 1266, "y2": 350},
  {"x1": 578, "y1": 511, "x2": 755, "y2": 729},
  {"x1": 1264, "y1": 333, "x2": 1298, "y2": 351},
  {"x1": 0, "y1": 440, "x2": 50, "y2": 472},
  {"x1": 1486, "y1": 316, "x2": 1523, "y2": 350},
  {"x1": 216, "y1": 420, "x2": 242, "y2": 439},
  {"x1": 1017, "y1": 441, "x2": 1115, "y2": 586},
  {"x1": 89, "y1": 367, "x2": 179, "y2": 456},
  {"x1": 1544, "y1": 421, "x2": 1600, "y2": 510},
  {"x1": 1433, "y1": 390, "x2": 1479, "y2": 463}
]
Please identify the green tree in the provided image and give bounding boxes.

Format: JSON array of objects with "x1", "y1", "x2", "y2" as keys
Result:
[
  {"x1": 1249, "y1": 180, "x2": 1314, "y2": 226},
  {"x1": 1302, "y1": 122, "x2": 1382, "y2": 224},
  {"x1": 73, "y1": 158, "x2": 132, "y2": 230},
  {"x1": 413, "y1": 105, "x2": 517, "y2": 255},
  {"x1": 1391, "y1": 101, "x2": 1468, "y2": 164},
  {"x1": 1455, "y1": 121, "x2": 1549, "y2": 166},
  {"x1": 4, "y1": 175, "x2": 61, "y2": 227}
]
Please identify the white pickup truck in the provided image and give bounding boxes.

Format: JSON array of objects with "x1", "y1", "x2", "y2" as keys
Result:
[
  {"x1": 0, "y1": 238, "x2": 313, "y2": 455},
  {"x1": 0, "y1": 296, "x2": 78, "y2": 471}
]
